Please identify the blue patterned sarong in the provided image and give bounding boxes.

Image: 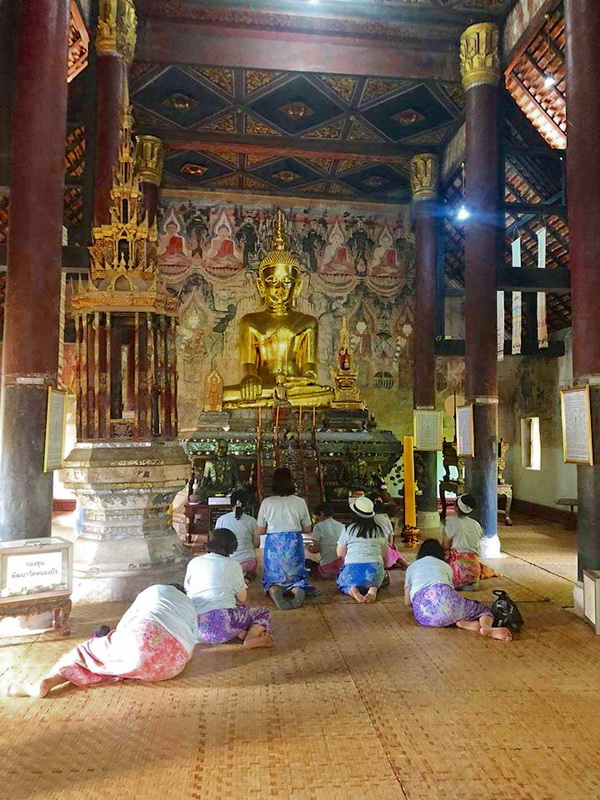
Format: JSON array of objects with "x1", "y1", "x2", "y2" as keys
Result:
[
  {"x1": 263, "y1": 531, "x2": 319, "y2": 595},
  {"x1": 337, "y1": 561, "x2": 384, "y2": 594}
]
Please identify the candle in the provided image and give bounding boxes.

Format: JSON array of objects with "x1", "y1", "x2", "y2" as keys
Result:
[
  {"x1": 298, "y1": 406, "x2": 303, "y2": 428},
  {"x1": 258, "y1": 406, "x2": 262, "y2": 429},
  {"x1": 311, "y1": 406, "x2": 316, "y2": 428},
  {"x1": 403, "y1": 435, "x2": 417, "y2": 528},
  {"x1": 275, "y1": 405, "x2": 280, "y2": 428}
]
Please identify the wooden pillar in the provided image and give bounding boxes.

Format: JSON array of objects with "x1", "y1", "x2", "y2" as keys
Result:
[
  {"x1": 565, "y1": 0, "x2": 600, "y2": 584},
  {"x1": 93, "y1": 0, "x2": 136, "y2": 224},
  {"x1": 0, "y1": 0, "x2": 70, "y2": 540},
  {"x1": 460, "y1": 23, "x2": 502, "y2": 555},
  {"x1": 410, "y1": 153, "x2": 440, "y2": 528},
  {"x1": 135, "y1": 135, "x2": 163, "y2": 226}
]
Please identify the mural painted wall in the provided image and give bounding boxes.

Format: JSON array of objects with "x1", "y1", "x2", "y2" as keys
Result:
[{"x1": 157, "y1": 193, "x2": 417, "y2": 436}]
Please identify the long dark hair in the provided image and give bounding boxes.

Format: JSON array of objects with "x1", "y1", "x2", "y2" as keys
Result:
[
  {"x1": 207, "y1": 528, "x2": 238, "y2": 557},
  {"x1": 417, "y1": 538, "x2": 445, "y2": 561},
  {"x1": 272, "y1": 467, "x2": 295, "y2": 496},
  {"x1": 347, "y1": 509, "x2": 385, "y2": 539},
  {"x1": 230, "y1": 488, "x2": 246, "y2": 520}
]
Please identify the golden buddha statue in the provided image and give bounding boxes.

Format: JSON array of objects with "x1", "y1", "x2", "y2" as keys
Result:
[{"x1": 223, "y1": 210, "x2": 333, "y2": 408}]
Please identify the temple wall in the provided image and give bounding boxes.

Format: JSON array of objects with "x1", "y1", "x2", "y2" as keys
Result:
[
  {"x1": 157, "y1": 193, "x2": 423, "y2": 439},
  {"x1": 499, "y1": 332, "x2": 577, "y2": 511}
]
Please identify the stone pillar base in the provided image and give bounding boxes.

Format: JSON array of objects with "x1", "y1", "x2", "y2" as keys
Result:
[
  {"x1": 573, "y1": 581, "x2": 585, "y2": 617},
  {"x1": 417, "y1": 510, "x2": 440, "y2": 530},
  {"x1": 61, "y1": 440, "x2": 190, "y2": 603},
  {"x1": 480, "y1": 534, "x2": 502, "y2": 559}
]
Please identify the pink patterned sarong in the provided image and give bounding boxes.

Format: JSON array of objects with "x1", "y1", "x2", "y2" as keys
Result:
[
  {"x1": 383, "y1": 544, "x2": 408, "y2": 570},
  {"x1": 239, "y1": 557, "x2": 258, "y2": 579},
  {"x1": 448, "y1": 549, "x2": 480, "y2": 589},
  {"x1": 57, "y1": 619, "x2": 192, "y2": 687}
]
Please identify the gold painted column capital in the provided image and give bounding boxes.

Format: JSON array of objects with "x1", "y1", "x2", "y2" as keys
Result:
[
  {"x1": 135, "y1": 136, "x2": 164, "y2": 185},
  {"x1": 459, "y1": 22, "x2": 500, "y2": 91},
  {"x1": 96, "y1": 0, "x2": 137, "y2": 63},
  {"x1": 410, "y1": 153, "x2": 439, "y2": 202}
]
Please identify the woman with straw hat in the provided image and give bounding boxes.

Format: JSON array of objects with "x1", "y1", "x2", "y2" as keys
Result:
[{"x1": 336, "y1": 496, "x2": 389, "y2": 604}]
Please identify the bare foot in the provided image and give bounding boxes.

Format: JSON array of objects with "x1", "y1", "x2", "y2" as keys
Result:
[
  {"x1": 243, "y1": 631, "x2": 275, "y2": 649},
  {"x1": 364, "y1": 587, "x2": 378, "y2": 604},
  {"x1": 348, "y1": 586, "x2": 366, "y2": 604},
  {"x1": 4, "y1": 680, "x2": 46, "y2": 698},
  {"x1": 480, "y1": 626, "x2": 513, "y2": 641},
  {"x1": 456, "y1": 620, "x2": 481, "y2": 632}
]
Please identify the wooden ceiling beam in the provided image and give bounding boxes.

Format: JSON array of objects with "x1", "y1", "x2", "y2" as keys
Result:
[
  {"x1": 137, "y1": 19, "x2": 460, "y2": 82},
  {"x1": 161, "y1": 135, "x2": 422, "y2": 161}
]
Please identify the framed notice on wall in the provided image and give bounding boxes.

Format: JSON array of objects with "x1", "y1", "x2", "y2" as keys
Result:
[
  {"x1": 561, "y1": 386, "x2": 593, "y2": 465},
  {"x1": 456, "y1": 404, "x2": 475, "y2": 457},
  {"x1": 414, "y1": 410, "x2": 443, "y2": 451},
  {"x1": 43, "y1": 388, "x2": 68, "y2": 472}
]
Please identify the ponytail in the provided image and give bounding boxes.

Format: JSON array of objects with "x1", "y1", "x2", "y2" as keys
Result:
[{"x1": 230, "y1": 489, "x2": 246, "y2": 520}]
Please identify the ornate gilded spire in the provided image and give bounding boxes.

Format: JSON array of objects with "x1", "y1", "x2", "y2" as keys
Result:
[
  {"x1": 259, "y1": 210, "x2": 301, "y2": 274},
  {"x1": 410, "y1": 153, "x2": 439, "y2": 202},
  {"x1": 459, "y1": 23, "x2": 500, "y2": 91},
  {"x1": 96, "y1": 0, "x2": 137, "y2": 63}
]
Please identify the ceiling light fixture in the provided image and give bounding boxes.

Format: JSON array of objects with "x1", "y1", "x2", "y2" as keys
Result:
[{"x1": 456, "y1": 204, "x2": 471, "y2": 221}]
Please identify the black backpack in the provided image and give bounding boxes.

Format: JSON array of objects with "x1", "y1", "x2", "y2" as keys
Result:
[{"x1": 490, "y1": 590, "x2": 524, "y2": 632}]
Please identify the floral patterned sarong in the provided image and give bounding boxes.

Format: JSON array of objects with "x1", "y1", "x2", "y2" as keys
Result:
[
  {"x1": 239, "y1": 557, "x2": 258, "y2": 579},
  {"x1": 337, "y1": 561, "x2": 384, "y2": 594},
  {"x1": 57, "y1": 619, "x2": 192, "y2": 687},
  {"x1": 383, "y1": 544, "x2": 408, "y2": 570},
  {"x1": 411, "y1": 583, "x2": 491, "y2": 628},
  {"x1": 197, "y1": 606, "x2": 271, "y2": 644},
  {"x1": 448, "y1": 549, "x2": 480, "y2": 589},
  {"x1": 263, "y1": 531, "x2": 317, "y2": 594}
]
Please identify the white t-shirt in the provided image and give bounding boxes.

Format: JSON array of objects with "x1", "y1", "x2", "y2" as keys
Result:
[
  {"x1": 337, "y1": 523, "x2": 387, "y2": 565},
  {"x1": 184, "y1": 553, "x2": 246, "y2": 614},
  {"x1": 312, "y1": 517, "x2": 344, "y2": 566},
  {"x1": 215, "y1": 511, "x2": 258, "y2": 563},
  {"x1": 443, "y1": 516, "x2": 483, "y2": 554},
  {"x1": 405, "y1": 556, "x2": 453, "y2": 601},
  {"x1": 257, "y1": 495, "x2": 311, "y2": 534},
  {"x1": 120, "y1": 584, "x2": 198, "y2": 653}
]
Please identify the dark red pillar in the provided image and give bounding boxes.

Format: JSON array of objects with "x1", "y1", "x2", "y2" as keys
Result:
[
  {"x1": 460, "y1": 23, "x2": 502, "y2": 554},
  {"x1": 93, "y1": 14, "x2": 126, "y2": 225},
  {"x1": 135, "y1": 135, "x2": 163, "y2": 226},
  {"x1": 410, "y1": 153, "x2": 440, "y2": 528},
  {"x1": 565, "y1": 0, "x2": 600, "y2": 582},
  {"x1": 0, "y1": 0, "x2": 70, "y2": 540}
]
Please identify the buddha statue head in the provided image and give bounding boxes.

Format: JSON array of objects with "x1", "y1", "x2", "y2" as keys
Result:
[{"x1": 257, "y1": 210, "x2": 303, "y2": 315}]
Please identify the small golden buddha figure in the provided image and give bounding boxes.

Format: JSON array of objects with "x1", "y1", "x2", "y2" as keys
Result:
[{"x1": 223, "y1": 210, "x2": 333, "y2": 408}]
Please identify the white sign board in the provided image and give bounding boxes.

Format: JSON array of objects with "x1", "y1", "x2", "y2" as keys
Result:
[
  {"x1": 561, "y1": 386, "x2": 593, "y2": 465},
  {"x1": 456, "y1": 404, "x2": 475, "y2": 457},
  {"x1": 414, "y1": 410, "x2": 443, "y2": 451},
  {"x1": 3, "y1": 550, "x2": 66, "y2": 598}
]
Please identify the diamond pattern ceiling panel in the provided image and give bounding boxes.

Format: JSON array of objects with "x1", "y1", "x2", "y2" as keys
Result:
[
  {"x1": 164, "y1": 150, "x2": 236, "y2": 185},
  {"x1": 247, "y1": 75, "x2": 344, "y2": 136},
  {"x1": 133, "y1": 67, "x2": 230, "y2": 129},
  {"x1": 250, "y1": 156, "x2": 322, "y2": 189},
  {"x1": 361, "y1": 85, "x2": 454, "y2": 142}
]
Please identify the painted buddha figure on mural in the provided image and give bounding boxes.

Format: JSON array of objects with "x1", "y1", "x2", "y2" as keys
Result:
[{"x1": 223, "y1": 211, "x2": 333, "y2": 408}]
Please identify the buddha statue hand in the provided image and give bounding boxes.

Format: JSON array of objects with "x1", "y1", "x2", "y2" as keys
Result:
[
  {"x1": 240, "y1": 373, "x2": 263, "y2": 401},
  {"x1": 303, "y1": 367, "x2": 318, "y2": 383}
]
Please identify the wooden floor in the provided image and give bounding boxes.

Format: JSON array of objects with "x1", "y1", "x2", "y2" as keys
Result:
[{"x1": 2, "y1": 515, "x2": 599, "y2": 800}]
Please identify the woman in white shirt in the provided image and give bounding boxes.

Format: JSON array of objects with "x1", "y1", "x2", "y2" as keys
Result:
[
  {"x1": 336, "y1": 496, "x2": 389, "y2": 604},
  {"x1": 405, "y1": 538, "x2": 511, "y2": 640},
  {"x1": 258, "y1": 467, "x2": 319, "y2": 610},
  {"x1": 215, "y1": 489, "x2": 260, "y2": 579},
  {"x1": 185, "y1": 529, "x2": 274, "y2": 648},
  {"x1": 5, "y1": 584, "x2": 198, "y2": 697},
  {"x1": 442, "y1": 493, "x2": 484, "y2": 590}
]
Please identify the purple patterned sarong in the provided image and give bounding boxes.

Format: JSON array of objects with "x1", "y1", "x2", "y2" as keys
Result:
[
  {"x1": 337, "y1": 561, "x2": 384, "y2": 594},
  {"x1": 411, "y1": 583, "x2": 491, "y2": 628},
  {"x1": 196, "y1": 606, "x2": 271, "y2": 644},
  {"x1": 262, "y1": 531, "x2": 318, "y2": 595}
]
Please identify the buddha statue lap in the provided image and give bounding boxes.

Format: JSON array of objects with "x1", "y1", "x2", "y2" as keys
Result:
[{"x1": 223, "y1": 210, "x2": 333, "y2": 408}]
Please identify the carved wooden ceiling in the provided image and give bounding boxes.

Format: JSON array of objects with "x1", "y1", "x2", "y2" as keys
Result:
[{"x1": 133, "y1": 0, "x2": 518, "y2": 203}]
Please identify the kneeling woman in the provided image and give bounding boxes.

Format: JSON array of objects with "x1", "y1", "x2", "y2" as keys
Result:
[
  {"x1": 405, "y1": 539, "x2": 511, "y2": 641},
  {"x1": 5, "y1": 584, "x2": 198, "y2": 698},
  {"x1": 215, "y1": 489, "x2": 260, "y2": 579},
  {"x1": 442, "y1": 493, "x2": 482, "y2": 590},
  {"x1": 185, "y1": 529, "x2": 274, "y2": 648},
  {"x1": 337, "y1": 496, "x2": 389, "y2": 604},
  {"x1": 258, "y1": 467, "x2": 319, "y2": 610}
]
